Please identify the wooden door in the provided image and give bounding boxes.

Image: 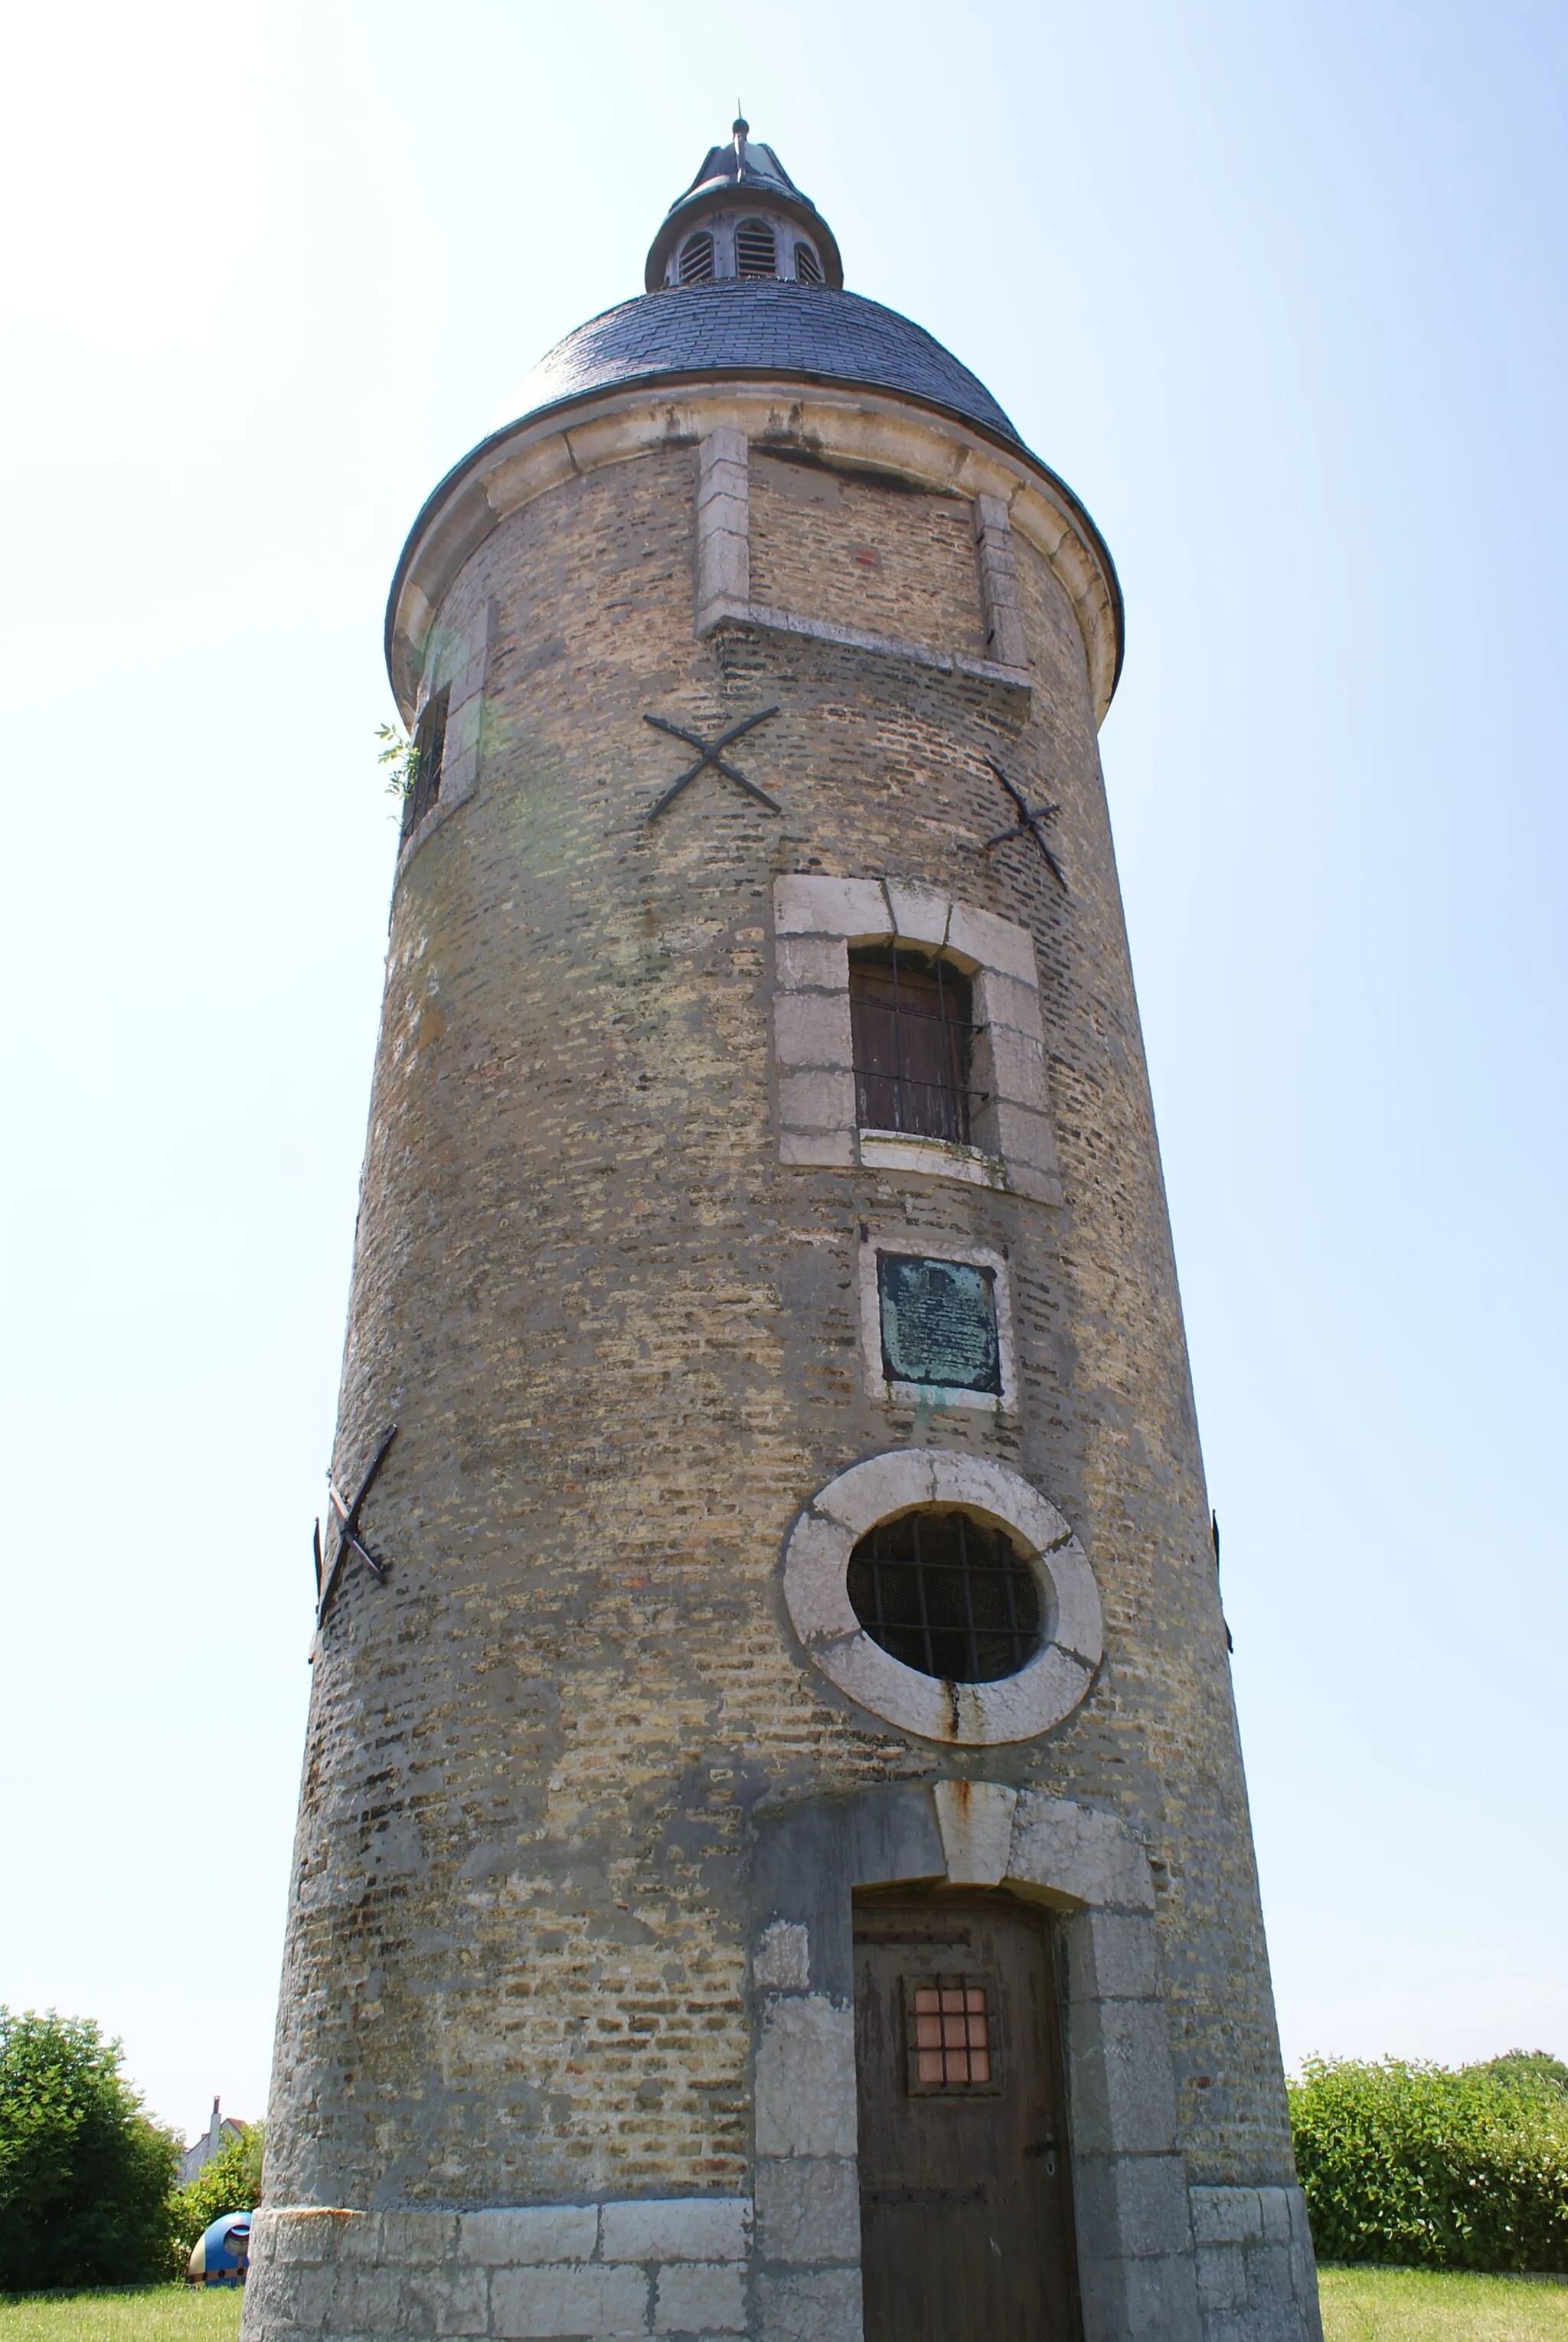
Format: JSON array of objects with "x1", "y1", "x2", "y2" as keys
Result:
[{"x1": 853, "y1": 1889, "x2": 1080, "y2": 2342}]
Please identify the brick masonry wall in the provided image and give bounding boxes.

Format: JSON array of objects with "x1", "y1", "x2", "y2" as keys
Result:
[
  {"x1": 746, "y1": 453, "x2": 986, "y2": 655},
  {"x1": 264, "y1": 429, "x2": 1295, "y2": 2223}
]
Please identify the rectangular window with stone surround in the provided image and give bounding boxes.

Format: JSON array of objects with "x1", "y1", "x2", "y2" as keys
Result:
[
  {"x1": 402, "y1": 684, "x2": 449, "y2": 837},
  {"x1": 772, "y1": 875, "x2": 1063, "y2": 1204},
  {"x1": 395, "y1": 598, "x2": 496, "y2": 879}
]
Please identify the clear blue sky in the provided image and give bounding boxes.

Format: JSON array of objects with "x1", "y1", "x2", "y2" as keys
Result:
[{"x1": 2, "y1": 0, "x2": 1563, "y2": 2144}]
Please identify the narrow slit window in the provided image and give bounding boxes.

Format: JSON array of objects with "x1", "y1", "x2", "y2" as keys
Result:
[
  {"x1": 848, "y1": 946, "x2": 972, "y2": 1143},
  {"x1": 793, "y1": 241, "x2": 822, "y2": 285},
  {"x1": 737, "y1": 217, "x2": 778, "y2": 277},
  {"x1": 678, "y1": 231, "x2": 714, "y2": 285},
  {"x1": 403, "y1": 684, "x2": 449, "y2": 837}
]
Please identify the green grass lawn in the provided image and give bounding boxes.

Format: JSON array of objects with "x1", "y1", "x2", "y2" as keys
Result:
[
  {"x1": 4, "y1": 2269, "x2": 1566, "y2": 2342},
  {"x1": 1321, "y1": 2267, "x2": 1568, "y2": 2340},
  {"x1": 0, "y1": 2291, "x2": 242, "y2": 2342}
]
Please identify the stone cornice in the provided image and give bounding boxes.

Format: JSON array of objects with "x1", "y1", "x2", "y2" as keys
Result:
[{"x1": 386, "y1": 381, "x2": 1124, "y2": 728}]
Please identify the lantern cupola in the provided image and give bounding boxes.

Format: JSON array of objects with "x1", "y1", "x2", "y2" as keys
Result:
[{"x1": 645, "y1": 113, "x2": 844, "y2": 291}]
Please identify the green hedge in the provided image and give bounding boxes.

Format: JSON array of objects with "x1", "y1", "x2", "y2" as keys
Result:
[
  {"x1": 0, "y1": 2007, "x2": 270, "y2": 2292},
  {"x1": 1289, "y1": 2053, "x2": 1568, "y2": 2273},
  {"x1": 0, "y1": 2010, "x2": 178, "y2": 2294}
]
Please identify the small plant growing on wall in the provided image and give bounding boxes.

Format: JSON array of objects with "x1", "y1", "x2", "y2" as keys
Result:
[{"x1": 377, "y1": 721, "x2": 419, "y2": 807}]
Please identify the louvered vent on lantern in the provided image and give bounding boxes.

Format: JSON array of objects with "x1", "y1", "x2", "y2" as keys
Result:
[
  {"x1": 794, "y1": 242, "x2": 822, "y2": 286},
  {"x1": 678, "y1": 232, "x2": 714, "y2": 285},
  {"x1": 737, "y1": 218, "x2": 778, "y2": 278}
]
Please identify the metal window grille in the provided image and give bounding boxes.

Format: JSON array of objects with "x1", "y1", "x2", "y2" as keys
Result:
[
  {"x1": 904, "y1": 1975, "x2": 1001, "y2": 2093},
  {"x1": 793, "y1": 240, "x2": 822, "y2": 285},
  {"x1": 849, "y1": 947, "x2": 974, "y2": 1144},
  {"x1": 679, "y1": 231, "x2": 714, "y2": 285},
  {"x1": 846, "y1": 1510, "x2": 1042, "y2": 1683},
  {"x1": 737, "y1": 217, "x2": 778, "y2": 277},
  {"x1": 403, "y1": 685, "x2": 449, "y2": 837}
]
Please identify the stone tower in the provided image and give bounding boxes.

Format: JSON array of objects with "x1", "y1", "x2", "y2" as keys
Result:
[{"x1": 247, "y1": 122, "x2": 1320, "y2": 2342}]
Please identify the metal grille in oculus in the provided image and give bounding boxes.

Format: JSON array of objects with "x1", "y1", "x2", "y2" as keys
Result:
[{"x1": 847, "y1": 1510, "x2": 1041, "y2": 1683}]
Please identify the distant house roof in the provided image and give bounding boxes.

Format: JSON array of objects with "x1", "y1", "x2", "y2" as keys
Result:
[{"x1": 178, "y1": 2103, "x2": 250, "y2": 2188}]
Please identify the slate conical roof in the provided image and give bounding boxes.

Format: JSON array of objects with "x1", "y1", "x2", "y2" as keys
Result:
[
  {"x1": 516, "y1": 282, "x2": 1022, "y2": 447},
  {"x1": 498, "y1": 118, "x2": 1023, "y2": 448}
]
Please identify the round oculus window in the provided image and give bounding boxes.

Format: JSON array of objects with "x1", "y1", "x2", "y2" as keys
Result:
[{"x1": 846, "y1": 1508, "x2": 1043, "y2": 1683}]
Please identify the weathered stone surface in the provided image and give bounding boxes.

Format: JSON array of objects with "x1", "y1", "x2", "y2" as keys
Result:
[
  {"x1": 380, "y1": 2210, "x2": 459, "y2": 2265},
  {"x1": 491, "y1": 2263, "x2": 650, "y2": 2340},
  {"x1": 754, "y1": 2268, "x2": 861, "y2": 2342},
  {"x1": 1072, "y1": 2151, "x2": 1193, "y2": 2261},
  {"x1": 776, "y1": 1069, "x2": 856, "y2": 1132},
  {"x1": 778, "y1": 1130, "x2": 854, "y2": 1168},
  {"x1": 1065, "y1": 1909, "x2": 1162, "y2": 2004},
  {"x1": 251, "y1": 2208, "x2": 357, "y2": 2266},
  {"x1": 971, "y1": 967, "x2": 1047, "y2": 1047},
  {"x1": 753, "y1": 2158, "x2": 859, "y2": 2266},
  {"x1": 881, "y1": 879, "x2": 952, "y2": 946},
  {"x1": 1066, "y1": 1997, "x2": 1184, "y2": 2157},
  {"x1": 752, "y1": 1924, "x2": 809, "y2": 1993},
  {"x1": 770, "y1": 991, "x2": 854, "y2": 1072},
  {"x1": 335, "y1": 2266, "x2": 407, "y2": 2331},
  {"x1": 776, "y1": 1513, "x2": 859, "y2": 1647},
  {"x1": 459, "y1": 2209, "x2": 598, "y2": 2266},
  {"x1": 773, "y1": 874, "x2": 888, "y2": 938},
  {"x1": 943, "y1": 899, "x2": 1038, "y2": 984},
  {"x1": 753, "y1": 2000, "x2": 856, "y2": 2160},
  {"x1": 773, "y1": 935, "x2": 848, "y2": 993},
  {"x1": 932, "y1": 1779, "x2": 1017, "y2": 1884},
  {"x1": 1076, "y1": 2250, "x2": 1204, "y2": 2342},
  {"x1": 1190, "y1": 2187, "x2": 1264, "y2": 2246},
  {"x1": 653, "y1": 2262, "x2": 747, "y2": 2334},
  {"x1": 599, "y1": 2200, "x2": 750, "y2": 2264},
  {"x1": 1187, "y1": 2188, "x2": 1324, "y2": 2342},
  {"x1": 405, "y1": 2265, "x2": 491, "y2": 2337},
  {"x1": 1009, "y1": 1795, "x2": 1159, "y2": 1913}
]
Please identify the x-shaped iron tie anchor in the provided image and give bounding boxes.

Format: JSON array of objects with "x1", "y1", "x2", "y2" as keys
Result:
[
  {"x1": 981, "y1": 756, "x2": 1068, "y2": 891},
  {"x1": 644, "y1": 707, "x2": 782, "y2": 821},
  {"x1": 313, "y1": 1423, "x2": 398, "y2": 1627}
]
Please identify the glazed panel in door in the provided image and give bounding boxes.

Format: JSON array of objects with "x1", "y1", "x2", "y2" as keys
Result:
[{"x1": 853, "y1": 1890, "x2": 1080, "y2": 2342}]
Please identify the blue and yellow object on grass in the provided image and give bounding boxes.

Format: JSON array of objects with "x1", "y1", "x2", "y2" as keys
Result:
[{"x1": 188, "y1": 2211, "x2": 250, "y2": 2285}]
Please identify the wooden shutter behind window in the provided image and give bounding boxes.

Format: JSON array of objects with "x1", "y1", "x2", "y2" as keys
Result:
[{"x1": 849, "y1": 949, "x2": 971, "y2": 1142}]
